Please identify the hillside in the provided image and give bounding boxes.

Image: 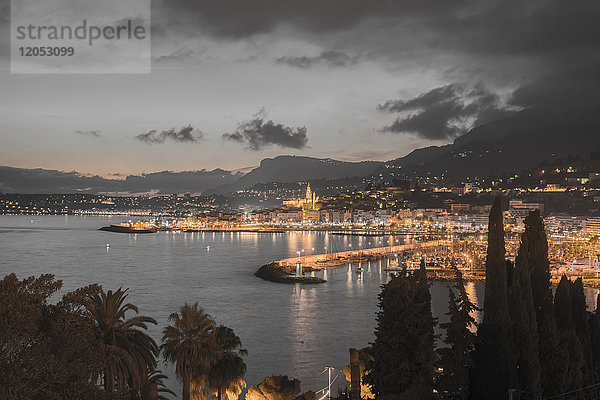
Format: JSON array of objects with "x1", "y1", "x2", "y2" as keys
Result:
[
  {"x1": 3, "y1": 110, "x2": 600, "y2": 194},
  {"x1": 390, "y1": 109, "x2": 600, "y2": 178},
  {"x1": 204, "y1": 155, "x2": 384, "y2": 194},
  {"x1": 0, "y1": 167, "x2": 239, "y2": 195}
]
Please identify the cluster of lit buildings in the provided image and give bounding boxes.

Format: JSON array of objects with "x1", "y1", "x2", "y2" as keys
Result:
[{"x1": 4, "y1": 184, "x2": 600, "y2": 279}]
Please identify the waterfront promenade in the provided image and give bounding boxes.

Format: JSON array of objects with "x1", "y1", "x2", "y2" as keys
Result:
[
  {"x1": 271, "y1": 239, "x2": 600, "y2": 289},
  {"x1": 275, "y1": 240, "x2": 452, "y2": 270}
]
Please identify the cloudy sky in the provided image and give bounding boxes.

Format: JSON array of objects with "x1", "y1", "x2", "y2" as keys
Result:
[{"x1": 0, "y1": 0, "x2": 598, "y2": 177}]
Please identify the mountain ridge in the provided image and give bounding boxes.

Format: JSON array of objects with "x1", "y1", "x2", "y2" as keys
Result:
[{"x1": 3, "y1": 109, "x2": 600, "y2": 194}]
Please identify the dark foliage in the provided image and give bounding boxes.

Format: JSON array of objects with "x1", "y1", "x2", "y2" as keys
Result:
[
  {"x1": 246, "y1": 375, "x2": 302, "y2": 400},
  {"x1": 515, "y1": 211, "x2": 568, "y2": 396},
  {"x1": 436, "y1": 268, "x2": 477, "y2": 400},
  {"x1": 509, "y1": 212, "x2": 543, "y2": 399},
  {"x1": 365, "y1": 261, "x2": 435, "y2": 399},
  {"x1": 554, "y1": 277, "x2": 586, "y2": 391},
  {"x1": 0, "y1": 273, "x2": 107, "y2": 400},
  {"x1": 208, "y1": 325, "x2": 247, "y2": 400},
  {"x1": 471, "y1": 197, "x2": 516, "y2": 399}
]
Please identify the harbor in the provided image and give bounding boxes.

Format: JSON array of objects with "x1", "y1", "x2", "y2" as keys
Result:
[{"x1": 255, "y1": 239, "x2": 486, "y2": 284}]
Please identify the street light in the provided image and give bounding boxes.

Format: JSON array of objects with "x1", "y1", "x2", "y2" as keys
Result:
[{"x1": 325, "y1": 366, "x2": 335, "y2": 400}]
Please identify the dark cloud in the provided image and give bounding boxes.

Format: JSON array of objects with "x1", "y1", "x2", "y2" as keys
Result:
[
  {"x1": 153, "y1": 0, "x2": 600, "y2": 132},
  {"x1": 510, "y1": 59, "x2": 600, "y2": 115},
  {"x1": 379, "y1": 84, "x2": 512, "y2": 140},
  {"x1": 74, "y1": 130, "x2": 101, "y2": 137},
  {"x1": 451, "y1": 1, "x2": 600, "y2": 56},
  {"x1": 276, "y1": 51, "x2": 358, "y2": 69},
  {"x1": 154, "y1": 0, "x2": 462, "y2": 38},
  {"x1": 223, "y1": 110, "x2": 308, "y2": 150},
  {"x1": 468, "y1": 84, "x2": 517, "y2": 126},
  {"x1": 155, "y1": 0, "x2": 599, "y2": 58},
  {"x1": 135, "y1": 125, "x2": 203, "y2": 144}
]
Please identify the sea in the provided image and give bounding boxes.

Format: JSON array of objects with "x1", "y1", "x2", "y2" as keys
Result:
[{"x1": 1, "y1": 215, "x2": 598, "y2": 398}]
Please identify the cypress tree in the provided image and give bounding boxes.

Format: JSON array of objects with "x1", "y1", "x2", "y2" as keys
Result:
[
  {"x1": 524, "y1": 210, "x2": 551, "y2": 317},
  {"x1": 470, "y1": 196, "x2": 516, "y2": 400},
  {"x1": 555, "y1": 276, "x2": 573, "y2": 329},
  {"x1": 516, "y1": 211, "x2": 567, "y2": 396},
  {"x1": 509, "y1": 212, "x2": 542, "y2": 399},
  {"x1": 482, "y1": 197, "x2": 510, "y2": 327},
  {"x1": 590, "y1": 294, "x2": 600, "y2": 382},
  {"x1": 416, "y1": 258, "x2": 436, "y2": 397},
  {"x1": 537, "y1": 298, "x2": 568, "y2": 395},
  {"x1": 554, "y1": 275, "x2": 587, "y2": 392},
  {"x1": 365, "y1": 267, "x2": 435, "y2": 400},
  {"x1": 436, "y1": 268, "x2": 477, "y2": 400},
  {"x1": 570, "y1": 278, "x2": 594, "y2": 384}
]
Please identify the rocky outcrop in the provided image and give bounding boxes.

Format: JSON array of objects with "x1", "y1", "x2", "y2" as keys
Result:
[{"x1": 255, "y1": 263, "x2": 326, "y2": 284}]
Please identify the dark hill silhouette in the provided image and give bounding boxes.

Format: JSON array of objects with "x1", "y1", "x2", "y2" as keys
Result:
[
  {"x1": 204, "y1": 155, "x2": 383, "y2": 194},
  {"x1": 390, "y1": 109, "x2": 600, "y2": 178},
  {"x1": 3, "y1": 109, "x2": 600, "y2": 194}
]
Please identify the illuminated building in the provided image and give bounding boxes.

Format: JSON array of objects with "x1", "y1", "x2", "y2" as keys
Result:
[{"x1": 282, "y1": 183, "x2": 320, "y2": 210}]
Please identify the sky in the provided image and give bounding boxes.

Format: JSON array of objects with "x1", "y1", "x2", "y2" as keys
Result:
[{"x1": 1, "y1": 0, "x2": 599, "y2": 177}]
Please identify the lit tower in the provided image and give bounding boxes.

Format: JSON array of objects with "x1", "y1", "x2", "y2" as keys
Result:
[{"x1": 305, "y1": 183, "x2": 313, "y2": 206}]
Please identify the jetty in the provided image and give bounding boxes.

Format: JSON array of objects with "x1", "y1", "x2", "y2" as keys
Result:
[
  {"x1": 255, "y1": 240, "x2": 456, "y2": 283},
  {"x1": 274, "y1": 240, "x2": 451, "y2": 270}
]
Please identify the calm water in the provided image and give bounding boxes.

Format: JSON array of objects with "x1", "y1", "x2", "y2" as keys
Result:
[{"x1": 0, "y1": 215, "x2": 597, "y2": 397}]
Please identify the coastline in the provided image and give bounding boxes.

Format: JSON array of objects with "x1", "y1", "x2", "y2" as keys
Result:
[{"x1": 257, "y1": 239, "x2": 600, "y2": 289}]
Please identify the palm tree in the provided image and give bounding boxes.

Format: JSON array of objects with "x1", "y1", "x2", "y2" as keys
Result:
[
  {"x1": 208, "y1": 326, "x2": 247, "y2": 400},
  {"x1": 87, "y1": 287, "x2": 158, "y2": 398},
  {"x1": 138, "y1": 370, "x2": 176, "y2": 400},
  {"x1": 160, "y1": 303, "x2": 217, "y2": 400}
]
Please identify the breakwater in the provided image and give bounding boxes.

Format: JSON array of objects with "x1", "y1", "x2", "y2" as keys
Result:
[{"x1": 274, "y1": 240, "x2": 451, "y2": 270}]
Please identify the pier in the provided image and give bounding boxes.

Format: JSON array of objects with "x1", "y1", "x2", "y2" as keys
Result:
[{"x1": 275, "y1": 240, "x2": 452, "y2": 270}]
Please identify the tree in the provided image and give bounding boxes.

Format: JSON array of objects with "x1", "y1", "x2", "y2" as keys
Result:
[
  {"x1": 470, "y1": 197, "x2": 516, "y2": 400},
  {"x1": 161, "y1": 303, "x2": 217, "y2": 400},
  {"x1": 554, "y1": 276, "x2": 587, "y2": 392},
  {"x1": 208, "y1": 325, "x2": 247, "y2": 400},
  {"x1": 364, "y1": 262, "x2": 435, "y2": 399},
  {"x1": 436, "y1": 268, "x2": 477, "y2": 400},
  {"x1": 537, "y1": 298, "x2": 568, "y2": 395},
  {"x1": 515, "y1": 211, "x2": 568, "y2": 396},
  {"x1": 570, "y1": 278, "x2": 594, "y2": 384},
  {"x1": 523, "y1": 211, "x2": 551, "y2": 317},
  {"x1": 87, "y1": 287, "x2": 158, "y2": 399},
  {"x1": 245, "y1": 375, "x2": 301, "y2": 400},
  {"x1": 482, "y1": 197, "x2": 510, "y2": 327},
  {"x1": 590, "y1": 294, "x2": 600, "y2": 384},
  {"x1": 508, "y1": 212, "x2": 543, "y2": 399},
  {"x1": 0, "y1": 273, "x2": 106, "y2": 400},
  {"x1": 0, "y1": 273, "x2": 62, "y2": 356},
  {"x1": 137, "y1": 370, "x2": 176, "y2": 400},
  {"x1": 294, "y1": 391, "x2": 316, "y2": 400}
]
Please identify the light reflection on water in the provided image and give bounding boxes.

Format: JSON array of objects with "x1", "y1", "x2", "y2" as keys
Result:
[{"x1": 0, "y1": 215, "x2": 598, "y2": 398}]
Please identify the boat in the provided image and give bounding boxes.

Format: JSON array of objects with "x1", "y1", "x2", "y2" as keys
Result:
[
  {"x1": 99, "y1": 222, "x2": 157, "y2": 234},
  {"x1": 384, "y1": 260, "x2": 407, "y2": 272}
]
